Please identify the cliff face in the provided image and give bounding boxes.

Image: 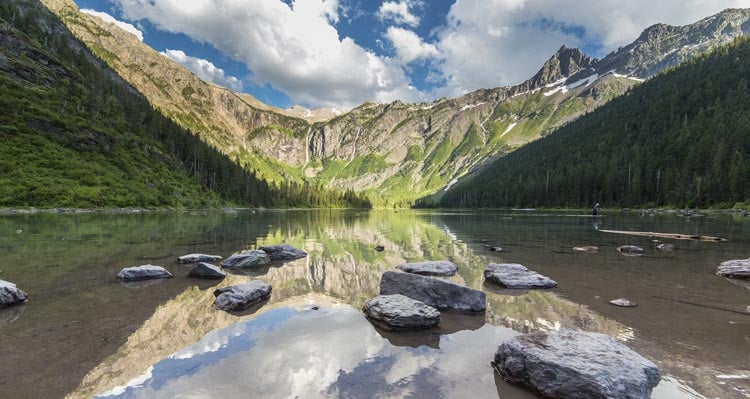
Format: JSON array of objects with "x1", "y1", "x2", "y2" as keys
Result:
[{"x1": 39, "y1": 0, "x2": 750, "y2": 203}]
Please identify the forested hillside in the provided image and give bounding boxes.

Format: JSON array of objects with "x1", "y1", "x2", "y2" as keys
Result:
[
  {"x1": 0, "y1": 1, "x2": 370, "y2": 209},
  {"x1": 436, "y1": 38, "x2": 750, "y2": 209}
]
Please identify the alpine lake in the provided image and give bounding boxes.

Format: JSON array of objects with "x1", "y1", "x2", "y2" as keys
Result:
[{"x1": 0, "y1": 209, "x2": 748, "y2": 399}]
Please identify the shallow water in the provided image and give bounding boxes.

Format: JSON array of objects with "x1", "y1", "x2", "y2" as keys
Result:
[{"x1": 0, "y1": 209, "x2": 748, "y2": 398}]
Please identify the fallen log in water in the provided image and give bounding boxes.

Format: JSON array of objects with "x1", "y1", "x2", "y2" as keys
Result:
[{"x1": 599, "y1": 229, "x2": 727, "y2": 242}]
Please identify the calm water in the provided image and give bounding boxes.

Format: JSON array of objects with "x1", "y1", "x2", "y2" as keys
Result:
[{"x1": 0, "y1": 209, "x2": 748, "y2": 398}]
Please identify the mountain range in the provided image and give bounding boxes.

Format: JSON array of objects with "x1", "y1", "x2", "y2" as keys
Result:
[{"x1": 5, "y1": 0, "x2": 750, "y2": 208}]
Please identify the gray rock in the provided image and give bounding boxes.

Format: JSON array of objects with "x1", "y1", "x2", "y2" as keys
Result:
[
  {"x1": 656, "y1": 243, "x2": 674, "y2": 251},
  {"x1": 178, "y1": 253, "x2": 223, "y2": 264},
  {"x1": 116, "y1": 265, "x2": 173, "y2": 281},
  {"x1": 363, "y1": 294, "x2": 440, "y2": 331},
  {"x1": 396, "y1": 260, "x2": 457, "y2": 276},
  {"x1": 484, "y1": 263, "x2": 557, "y2": 289},
  {"x1": 490, "y1": 247, "x2": 504, "y2": 252},
  {"x1": 494, "y1": 329, "x2": 661, "y2": 399},
  {"x1": 609, "y1": 298, "x2": 638, "y2": 307},
  {"x1": 716, "y1": 258, "x2": 750, "y2": 279},
  {"x1": 188, "y1": 263, "x2": 226, "y2": 279},
  {"x1": 259, "y1": 243, "x2": 307, "y2": 261},
  {"x1": 618, "y1": 245, "x2": 645, "y2": 256},
  {"x1": 0, "y1": 279, "x2": 28, "y2": 306},
  {"x1": 213, "y1": 281, "x2": 272, "y2": 311},
  {"x1": 379, "y1": 271, "x2": 485, "y2": 313},
  {"x1": 572, "y1": 246, "x2": 598, "y2": 253},
  {"x1": 221, "y1": 250, "x2": 270, "y2": 268}
]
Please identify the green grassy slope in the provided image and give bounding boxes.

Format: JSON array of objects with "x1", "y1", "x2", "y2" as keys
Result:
[{"x1": 437, "y1": 39, "x2": 750, "y2": 209}]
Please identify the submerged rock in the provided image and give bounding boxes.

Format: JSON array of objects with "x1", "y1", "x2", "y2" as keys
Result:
[
  {"x1": 259, "y1": 243, "x2": 307, "y2": 261},
  {"x1": 396, "y1": 260, "x2": 457, "y2": 276},
  {"x1": 572, "y1": 246, "x2": 598, "y2": 253},
  {"x1": 221, "y1": 250, "x2": 270, "y2": 268},
  {"x1": 178, "y1": 253, "x2": 223, "y2": 264},
  {"x1": 116, "y1": 265, "x2": 173, "y2": 281},
  {"x1": 380, "y1": 271, "x2": 486, "y2": 313},
  {"x1": 609, "y1": 298, "x2": 638, "y2": 307},
  {"x1": 716, "y1": 258, "x2": 750, "y2": 279},
  {"x1": 0, "y1": 279, "x2": 28, "y2": 306},
  {"x1": 494, "y1": 330, "x2": 661, "y2": 399},
  {"x1": 490, "y1": 247, "x2": 504, "y2": 252},
  {"x1": 618, "y1": 245, "x2": 645, "y2": 256},
  {"x1": 656, "y1": 243, "x2": 674, "y2": 251},
  {"x1": 363, "y1": 294, "x2": 440, "y2": 331},
  {"x1": 213, "y1": 281, "x2": 272, "y2": 311},
  {"x1": 188, "y1": 263, "x2": 226, "y2": 279},
  {"x1": 484, "y1": 263, "x2": 557, "y2": 289}
]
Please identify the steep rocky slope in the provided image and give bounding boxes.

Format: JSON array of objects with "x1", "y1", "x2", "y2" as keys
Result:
[{"x1": 39, "y1": 0, "x2": 750, "y2": 205}]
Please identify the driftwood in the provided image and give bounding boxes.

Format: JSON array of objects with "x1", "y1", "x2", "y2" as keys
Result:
[{"x1": 599, "y1": 229, "x2": 727, "y2": 242}]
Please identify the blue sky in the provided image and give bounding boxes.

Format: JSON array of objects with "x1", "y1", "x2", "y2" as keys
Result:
[{"x1": 73, "y1": 0, "x2": 748, "y2": 109}]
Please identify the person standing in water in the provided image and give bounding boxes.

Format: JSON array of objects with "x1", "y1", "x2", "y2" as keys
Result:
[{"x1": 593, "y1": 202, "x2": 600, "y2": 216}]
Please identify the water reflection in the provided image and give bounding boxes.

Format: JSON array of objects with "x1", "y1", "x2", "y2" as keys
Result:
[{"x1": 0, "y1": 210, "x2": 747, "y2": 398}]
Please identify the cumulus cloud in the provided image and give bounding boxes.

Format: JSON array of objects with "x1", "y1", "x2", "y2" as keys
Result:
[
  {"x1": 110, "y1": 0, "x2": 750, "y2": 107},
  {"x1": 113, "y1": 0, "x2": 423, "y2": 108},
  {"x1": 160, "y1": 49, "x2": 244, "y2": 92},
  {"x1": 431, "y1": 0, "x2": 750, "y2": 97},
  {"x1": 386, "y1": 27, "x2": 438, "y2": 64},
  {"x1": 80, "y1": 9, "x2": 143, "y2": 41},
  {"x1": 377, "y1": 1, "x2": 421, "y2": 27}
]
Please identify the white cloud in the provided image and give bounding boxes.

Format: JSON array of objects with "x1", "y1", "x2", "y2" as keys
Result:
[
  {"x1": 113, "y1": 0, "x2": 424, "y2": 108},
  {"x1": 80, "y1": 9, "x2": 144, "y2": 41},
  {"x1": 377, "y1": 1, "x2": 421, "y2": 27},
  {"x1": 431, "y1": 0, "x2": 750, "y2": 98},
  {"x1": 160, "y1": 49, "x2": 244, "y2": 92},
  {"x1": 110, "y1": 0, "x2": 750, "y2": 107},
  {"x1": 386, "y1": 27, "x2": 438, "y2": 63}
]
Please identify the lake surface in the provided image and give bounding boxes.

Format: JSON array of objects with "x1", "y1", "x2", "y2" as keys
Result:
[{"x1": 0, "y1": 209, "x2": 748, "y2": 398}]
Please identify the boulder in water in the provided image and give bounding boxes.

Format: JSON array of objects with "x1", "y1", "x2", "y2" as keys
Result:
[
  {"x1": 573, "y1": 246, "x2": 598, "y2": 253},
  {"x1": 116, "y1": 265, "x2": 173, "y2": 281},
  {"x1": 609, "y1": 298, "x2": 638, "y2": 307},
  {"x1": 213, "y1": 281, "x2": 272, "y2": 311},
  {"x1": 0, "y1": 279, "x2": 28, "y2": 306},
  {"x1": 178, "y1": 253, "x2": 222, "y2": 264},
  {"x1": 493, "y1": 329, "x2": 661, "y2": 399},
  {"x1": 618, "y1": 245, "x2": 645, "y2": 256},
  {"x1": 259, "y1": 243, "x2": 307, "y2": 261},
  {"x1": 380, "y1": 271, "x2": 485, "y2": 313},
  {"x1": 188, "y1": 263, "x2": 226, "y2": 279},
  {"x1": 396, "y1": 260, "x2": 457, "y2": 276},
  {"x1": 363, "y1": 294, "x2": 440, "y2": 330},
  {"x1": 484, "y1": 263, "x2": 557, "y2": 289},
  {"x1": 716, "y1": 258, "x2": 750, "y2": 279},
  {"x1": 656, "y1": 243, "x2": 674, "y2": 251},
  {"x1": 221, "y1": 250, "x2": 270, "y2": 268}
]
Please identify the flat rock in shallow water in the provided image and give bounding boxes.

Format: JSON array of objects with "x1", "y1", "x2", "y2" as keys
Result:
[
  {"x1": 213, "y1": 281, "x2": 272, "y2": 311},
  {"x1": 0, "y1": 279, "x2": 28, "y2": 306},
  {"x1": 609, "y1": 298, "x2": 638, "y2": 307},
  {"x1": 572, "y1": 246, "x2": 598, "y2": 253},
  {"x1": 396, "y1": 260, "x2": 457, "y2": 276},
  {"x1": 188, "y1": 263, "x2": 226, "y2": 279},
  {"x1": 379, "y1": 271, "x2": 485, "y2": 313},
  {"x1": 484, "y1": 263, "x2": 557, "y2": 289},
  {"x1": 363, "y1": 294, "x2": 440, "y2": 330},
  {"x1": 494, "y1": 329, "x2": 661, "y2": 399},
  {"x1": 259, "y1": 243, "x2": 307, "y2": 261},
  {"x1": 221, "y1": 250, "x2": 270, "y2": 268},
  {"x1": 656, "y1": 243, "x2": 674, "y2": 251},
  {"x1": 618, "y1": 245, "x2": 645, "y2": 256},
  {"x1": 178, "y1": 253, "x2": 222, "y2": 264},
  {"x1": 716, "y1": 258, "x2": 750, "y2": 279},
  {"x1": 116, "y1": 265, "x2": 172, "y2": 281}
]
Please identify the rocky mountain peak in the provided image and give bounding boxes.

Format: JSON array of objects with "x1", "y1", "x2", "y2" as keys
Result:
[{"x1": 515, "y1": 45, "x2": 595, "y2": 93}]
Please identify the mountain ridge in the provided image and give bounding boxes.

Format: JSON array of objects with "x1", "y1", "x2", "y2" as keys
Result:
[{"x1": 38, "y1": 0, "x2": 750, "y2": 205}]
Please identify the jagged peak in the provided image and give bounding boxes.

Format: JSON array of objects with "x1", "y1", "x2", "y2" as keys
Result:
[{"x1": 520, "y1": 44, "x2": 595, "y2": 90}]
